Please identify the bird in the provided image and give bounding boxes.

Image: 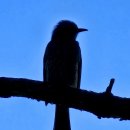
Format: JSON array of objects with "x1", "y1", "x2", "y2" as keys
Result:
[{"x1": 43, "y1": 20, "x2": 87, "y2": 130}]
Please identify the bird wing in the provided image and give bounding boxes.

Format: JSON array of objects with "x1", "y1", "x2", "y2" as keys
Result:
[{"x1": 43, "y1": 41, "x2": 82, "y2": 89}]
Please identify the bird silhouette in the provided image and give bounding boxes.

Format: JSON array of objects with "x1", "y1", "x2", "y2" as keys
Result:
[{"x1": 43, "y1": 20, "x2": 87, "y2": 130}]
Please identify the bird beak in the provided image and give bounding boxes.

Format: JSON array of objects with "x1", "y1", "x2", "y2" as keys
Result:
[{"x1": 78, "y1": 28, "x2": 88, "y2": 32}]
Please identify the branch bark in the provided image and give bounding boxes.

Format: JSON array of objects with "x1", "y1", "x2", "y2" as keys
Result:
[{"x1": 0, "y1": 77, "x2": 130, "y2": 120}]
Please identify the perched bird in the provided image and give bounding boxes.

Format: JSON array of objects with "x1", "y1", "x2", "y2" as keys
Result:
[{"x1": 43, "y1": 20, "x2": 87, "y2": 130}]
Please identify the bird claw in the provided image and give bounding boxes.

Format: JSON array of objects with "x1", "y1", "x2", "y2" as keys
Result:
[{"x1": 45, "y1": 101, "x2": 48, "y2": 106}]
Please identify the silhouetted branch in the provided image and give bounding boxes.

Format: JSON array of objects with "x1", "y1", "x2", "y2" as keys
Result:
[
  {"x1": 0, "y1": 77, "x2": 130, "y2": 120},
  {"x1": 105, "y1": 78, "x2": 115, "y2": 94}
]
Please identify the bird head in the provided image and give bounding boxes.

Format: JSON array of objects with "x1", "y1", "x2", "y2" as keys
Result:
[{"x1": 51, "y1": 20, "x2": 88, "y2": 42}]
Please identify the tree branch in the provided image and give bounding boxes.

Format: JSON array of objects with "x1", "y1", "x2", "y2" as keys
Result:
[{"x1": 0, "y1": 77, "x2": 130, "y2": 120}]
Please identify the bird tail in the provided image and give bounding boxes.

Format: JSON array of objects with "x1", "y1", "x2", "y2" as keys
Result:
[{"x1": 53, "y1": 104, "x2": 71, "y2": 130}]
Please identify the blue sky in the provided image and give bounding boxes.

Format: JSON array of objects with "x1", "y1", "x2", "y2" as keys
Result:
[{"x1": 0, "y1": 0, "x2": 130, "y2": 130}]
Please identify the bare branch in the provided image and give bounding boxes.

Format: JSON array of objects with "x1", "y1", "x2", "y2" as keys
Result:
[
  {"x1": 0, "y1": 77, "x2": 130, "y2": 120},
  {"x1": 105, "y1": 78, "x2": 115, "y2": 94}
]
